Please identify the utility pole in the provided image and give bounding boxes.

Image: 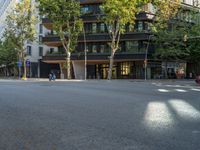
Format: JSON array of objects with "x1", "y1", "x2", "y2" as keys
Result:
[{"x1": 144, "y1": 35, "x2": 154, "y2": 80}]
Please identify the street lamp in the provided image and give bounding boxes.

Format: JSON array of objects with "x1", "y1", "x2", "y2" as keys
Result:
[
  {"x1": 83, "y1": 26, "x2": 87, "y2": 80},
  {"x1": 144, "y1": 35, "x2": 154, "y2": 81}
]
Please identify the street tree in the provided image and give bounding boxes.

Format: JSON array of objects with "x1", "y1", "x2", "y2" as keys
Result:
[
  {"x1": 38, "y1": 0, "x2": 83, "y2": 79},
  {"x1": 101, "y1": 0, "x2": 149, "y2": 80},
  {"x1": 187, "y1": 24, "x2": 200, "y2": 63},
  {"x1": 154, "y1": 23, "x2": 190, "y2": 78},
  {"x1": 0, "y1": 37, "x2": 18, "y2": 73},
  {"x1": 4, "y1": 0, "x2": 37, "y2": 80},
  {"x1": 150, "y1": 0, "x2": 184, "y2": 78}
]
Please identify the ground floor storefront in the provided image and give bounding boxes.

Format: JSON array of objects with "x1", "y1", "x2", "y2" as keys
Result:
[
  {"x1": 1, "y1": 59, "x2": 193, "y2": 80},
  {"x1": 41, "y1": 59, "x2": 162, "y2": 80}
]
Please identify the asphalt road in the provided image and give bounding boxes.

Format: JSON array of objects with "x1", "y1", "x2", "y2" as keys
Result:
[{"x1": 0, "y1": 80, "x2": 200, "y2": 150}]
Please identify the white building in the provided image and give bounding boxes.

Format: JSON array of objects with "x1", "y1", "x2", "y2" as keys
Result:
[{"x1": 0, "y1": 0, "x2": 57, "y2": 77}]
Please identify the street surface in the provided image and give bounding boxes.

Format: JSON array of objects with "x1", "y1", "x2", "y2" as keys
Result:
[{"x1": 0, "y1": 79, "x2": 199, "y2": 150}]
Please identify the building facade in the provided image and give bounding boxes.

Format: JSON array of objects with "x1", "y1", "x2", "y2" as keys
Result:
[
  {"x1": 0, "y1": 0, "x2": 58, "y2": 77},
  {"x1": 42, "y1": 1, "x2": 157, "y2": 79},
  {"x1": 41, "y1": 0, "x2": 200, "y2": 79}
]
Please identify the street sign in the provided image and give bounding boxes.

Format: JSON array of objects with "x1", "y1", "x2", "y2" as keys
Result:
[
  {"x1": 18, "y1": 60, "x2": 22, "y2": 67},
  {"x1": 26, "y1": 59, "x2": 30, "y2": 67}
]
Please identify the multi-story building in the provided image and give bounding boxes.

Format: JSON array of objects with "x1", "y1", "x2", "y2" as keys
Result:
[
  {"x1": 0, "y1": 0, "x2": 16, "y2": 38},
  {"x1": 0, "y1": 0, "x2": 57, "y2": 77},
  {"x1": 42, "y1": 1, "x2": 156, "y2": 79},
  {"x1": 40, "y1": 0, "x2": 200, "y2": 79}
]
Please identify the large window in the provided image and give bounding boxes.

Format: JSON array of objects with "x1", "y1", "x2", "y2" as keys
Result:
[
  {"x1": 81, "y1": 4, "x2": 101, "y2": 15},
  {"x1": 120, "y1": 62, "x2": 130, "y2": 76},
  {"x1": 125, "y1": 41, "x2": 138, "y2": 53}
]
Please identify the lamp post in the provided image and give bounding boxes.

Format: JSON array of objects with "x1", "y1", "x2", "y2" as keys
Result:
[
  {"x1": 83, "y1": 26, "x2": 87, "y2": 80},
  {"x1": 144, "y1": 35, "x2": 154, "y2": 80}
]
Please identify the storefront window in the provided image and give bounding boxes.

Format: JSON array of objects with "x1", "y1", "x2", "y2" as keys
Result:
[{"x1": 121, "y1": 62, "x2": 130, "y2": 75}]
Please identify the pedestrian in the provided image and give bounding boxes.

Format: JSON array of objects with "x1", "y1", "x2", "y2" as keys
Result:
[
  {"x1": 52, "y1": 72, "x2": 56, "y2": 81},
  {"x1": 49, "y1": 72, "x2": 52, "y2": 81}
]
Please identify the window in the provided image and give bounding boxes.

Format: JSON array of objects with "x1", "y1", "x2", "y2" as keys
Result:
[
  {"x1": 139, "y1": 41, "x2": 147, "y2": 53},
  {"x1": 39, "y1": 24, "x2": 43, "y2": 34},
  {"x1": 27, "y1": 46, "x2": 32, "y2": 56},
  {"x1": 92, "y1": 23, "x2": 97, "y2": 33},
  {"x1": 138, "y1": 21, "x2": 143, "y2": 32},
  {"x1": 121, "y1": 62, "x2": 130, "y2": 75},
  {"x1": 100, "y1": 23, "x2": 105, "y2": 33},
  {"x1": 81, "y1": 4, "x2": 101, "y2": 15},
  {"x1": 100, "y1": 44, "x2": 106, "y2": 53},
  {"x1": 84, "y1": 23, "x2": 92, "y2": 33},
  {"x1": 50, "y1": 48, "x2": 54, "y2": 54},
  {"x1": 81, "y1": 6, "x2": 89, "y2": 14},
  {"x1": 39, "y1": 35, "x2": 43, "y2": 43},
  {"x1": 125, "y1": 41, "x2": 138, "y2": 53},
  {"x1": 39, "y1": 47, "x2": 43, "y2": 56},
  {"x1": 92, "y1": 45, "x2": 97, "y2": 53}
]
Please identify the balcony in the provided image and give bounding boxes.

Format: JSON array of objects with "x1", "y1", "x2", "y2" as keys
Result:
[
  {"x1": 42, "y1": 32, "x2": 150, "y2": 47},
  {"x1": 42, "y1": 52, "x2": 147, "y2": 63}
]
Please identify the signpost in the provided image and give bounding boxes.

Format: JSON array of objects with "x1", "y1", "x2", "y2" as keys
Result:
[
  {"x1": 26, "y1": 59, "x2": 31, "y2": 77},
  {"x1": 26, "y1": 59, "x2": 30, "y2": 67},
  {"x1": 18, "y1": 60, "x2": 22, "y2": 79}
]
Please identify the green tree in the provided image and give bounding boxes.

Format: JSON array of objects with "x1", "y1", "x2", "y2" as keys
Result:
[
  {"x1": 150, "y1": 0, "x2": 185, "y2": 78},
  {"x1": 4, "y1": 0, "x2": 37, "y2": 80},
  {"x1": 0, "y1": 38, "x2": 18, "y2": 76},
  {"x1": 101, "y1": 0, "x2": 149, "y2": 80},
  {"x1": 38, "y1": 0, "x2": 83, "y2": 79},
  {"x1": 187, "y1": 24, "x2": 200, "y2": 63},
  {"x1": 151, "y1": 0, "x2": 181, "y2": 30},
  {"x1": 154, "y1": 24, "x2": 190, "y2": 78}
]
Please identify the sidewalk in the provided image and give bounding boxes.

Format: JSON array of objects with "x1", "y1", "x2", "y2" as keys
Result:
[{"x1": 0, "y1": 77, "x2": 197, "y2": 85}]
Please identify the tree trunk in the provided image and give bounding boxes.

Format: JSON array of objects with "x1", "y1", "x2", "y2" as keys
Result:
[
  {"x1": 107, "y1": 52, "x2": 115, "y2": 80},
  {"x1": 66, "y1": 52, "x2": 71, "y2": 80},
  {"x1": 22, "y1": 53, "x2": 27, "y2": 80}
]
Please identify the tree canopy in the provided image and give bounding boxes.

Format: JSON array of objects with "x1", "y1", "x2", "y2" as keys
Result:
[
  {"x1": 101, "y1": 0, "x2": 149, "y2": 80},
  {"x1": 38, "y1": 0, "x2": 83, "y2": 79},
  {"x1": 4, "y1": 0, "x2": 37, "y2": 79}
]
